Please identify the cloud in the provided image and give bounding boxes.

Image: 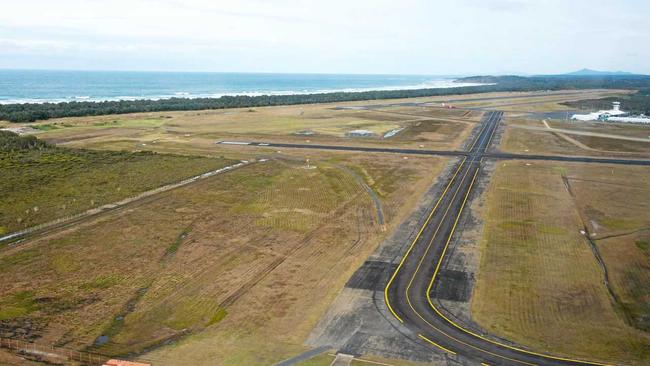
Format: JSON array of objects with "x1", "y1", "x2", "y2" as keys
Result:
[
  {"x1": 0, "y1": 0, "x2": 649, "y2": 74},
  {"x1": 463, "y1": 0, "x2": 531, "y2": 12}
]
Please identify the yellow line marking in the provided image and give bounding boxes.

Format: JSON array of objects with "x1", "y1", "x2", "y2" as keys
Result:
[
  {"x1": 484, "y1": 112, "x2": 500, "y2": 149},
  {"x1": 418, "y1": 334, "x2": 456, "y2": 355},
  {"x1": 384, "y1": 109, "x2": 491, "y2": 321},
  {"x1": 404, "y1": 162, "x2": 473, "y2": 311},
  {"x1": 481, "y1": 363, "x2": 491, "y2": 366},
  {"x1": 385, "y1": 109, "x2": 613, "y2": 366},
  {"x1": 421, "y1": 156, "x2": 613, "y2": 366},
  {"x1": 403, "y1": 169, "x2": 538, "y2": 366},
  {"x1": 383, "y1": 157, "x2": 467, "y2": 322}
]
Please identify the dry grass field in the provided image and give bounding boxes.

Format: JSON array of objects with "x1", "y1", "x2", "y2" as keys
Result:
[
  {"x1": 472, "y1": 161, "x2": 650, "y2": 365},
  {"x1": 448, "y1": 89, "x2": 626, "y2": 111},
  {"x1": 0, "y1": 151, "x2": 445, "y2": 365},
  {"x1": 565, "y1": 165, "x2": 650, "y2": 333},
  {"x1": 547, "y1": 119, "x2": 650, "y2": 139},
  {"x1": 18, "y1": 101, "x2": 482, "y2": 153},
  {"x1": 501, "y1": 118, "x2": 650, "y2": 157}
]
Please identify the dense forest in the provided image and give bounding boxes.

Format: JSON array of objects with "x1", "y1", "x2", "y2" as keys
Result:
[
  {"x1": 561, "y1": 88, "x2": 650, "y2": 116},
  {"x1": 2, "y1": 75, "x2": 650, "y2": 123}
]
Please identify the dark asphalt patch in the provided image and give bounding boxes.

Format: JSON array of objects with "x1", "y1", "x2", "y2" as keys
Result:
[
  {"x1": 430, "y1": 269, "x2": 473, "y2": 302},
  {"x1": 345, "y1": 261, "x2": 396, "y2": 291}
]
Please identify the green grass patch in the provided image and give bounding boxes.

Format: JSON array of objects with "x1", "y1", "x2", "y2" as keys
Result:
[
  {"x1": 81, "y1": 274, "x2": 122, "y2": 290},
  {"x1": 33, "y1": 124, "x2": 60, "y2": 131},
  {"x1": 93, "y1": 120, "x2": 119, "y2": 127},
  {"x1": 207, "y1": 308, "x2": 228, "y2": 326},
  {"x1": 635, "y1": 240, "x2": 650, "y2": 255},
  {"x1": 498, "y1": 220, "x2": 533, "y2": 230},
  {"x1": 0, "y1": 291, "x2": 38, "y2": 320},
  {"x1": 50, "y1": 254, "x2": 81, "y2": 274},
  {"x1": 164, "y1": 227, "x2": 192, "y2": 258},
  {"x1": 600, "y1": 218, "x2": 642, "y2": 231},
  {"x1": 538, "y1": 224, "x2": 568, "y2": 235}
]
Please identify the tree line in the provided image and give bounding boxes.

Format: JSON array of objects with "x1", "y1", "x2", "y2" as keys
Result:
[
  {"x1": 562, "y1": 88, "x2": 650, "y2": 115},
  {"x1": 2, "y1": 75, "x2": 650, "y2": 123}
]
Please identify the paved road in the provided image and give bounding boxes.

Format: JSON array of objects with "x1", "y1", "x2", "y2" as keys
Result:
[
  {"x1": 383, "y1": 111, "x2": 607, "y2": 366},
  {"x1": 236, "y1": 142, "x2": 650, "y2": 166}
]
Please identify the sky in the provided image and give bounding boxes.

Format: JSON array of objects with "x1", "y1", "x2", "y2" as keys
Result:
[{"x1": 0, "y1": 0, "x2": 648, "y2": 75}]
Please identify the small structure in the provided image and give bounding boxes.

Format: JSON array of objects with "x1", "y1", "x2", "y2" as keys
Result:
[
  {"x1": 383, "y1": 128, "x2": 404, "y2": 138},
  {"x1": 346, "y1": 129, "x2": 374, "y2": 137}
]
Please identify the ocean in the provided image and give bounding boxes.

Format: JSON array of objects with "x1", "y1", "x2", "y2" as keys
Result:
[{"x1": 0, "y1": 70, "x2": 483, "y2": 104}]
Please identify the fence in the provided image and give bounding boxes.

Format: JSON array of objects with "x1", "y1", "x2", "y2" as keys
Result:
[{"x1": 0, "y1": 337, "x2": 110, "y2": 365}]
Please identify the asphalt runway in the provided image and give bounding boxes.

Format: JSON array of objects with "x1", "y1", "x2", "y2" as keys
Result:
[
  {"x1": 239, "y1": 141, "x2": 650, "y2": 167},
  {"x1": 383, "y1": 111, "x2": 607, "y2": 366}
]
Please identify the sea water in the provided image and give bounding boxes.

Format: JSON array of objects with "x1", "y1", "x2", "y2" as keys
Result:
[{"x1": 0, "y1": 69, "x2": 483, "y2": 104}]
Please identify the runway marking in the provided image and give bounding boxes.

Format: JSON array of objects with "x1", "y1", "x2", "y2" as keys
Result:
[
  {"x1": 422, "y1": 156, "x2": 613, "y2": 366},
  {"x1": 418, "y1": 334, "x2": 456, "y2": 355},
  {"x1": 403, "y1": 169, "x2": 540, "y2": 366},
  {"x1": 484, "y1": 111, "x2": 501, "y2": 149},
  {"x1": 467, "y1": 111, "x2": 494, "y2": 152},
  {"x1": 385, "y1": 111, "x2": 614, "y2": 366},
  {"x1": 384, "y1": 112, "x2": 493, "y2": 322},
  {"x1": 383, "y1": 157, "x2": 467, "y2": 322}
]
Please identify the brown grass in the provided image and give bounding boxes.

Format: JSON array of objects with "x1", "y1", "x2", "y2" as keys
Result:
[
  {"x1": 472, "y1": 161, "x2": 650, "y2": 365},
  {"x1": 0, "y1": 153, "x2": 445, "y2": 366},
  {"x1": 563, "y1": 164, "x2": 650, "y2": 332}
]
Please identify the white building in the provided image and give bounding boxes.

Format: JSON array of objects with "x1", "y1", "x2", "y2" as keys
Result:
[
  {"x1": 607, "y1": 116, "x2": 650, "y2": 124},
  {"x1": 571, "y1": 101, "x2": 627, "y2": 121}
]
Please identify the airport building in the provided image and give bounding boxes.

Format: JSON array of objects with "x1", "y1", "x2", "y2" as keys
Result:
[
  {"x1": 571, "y1": 102, "x2": 626, "y2": 121},
  {"x1": 571, "y1": 102, "x2": 650, "y2": 123}
]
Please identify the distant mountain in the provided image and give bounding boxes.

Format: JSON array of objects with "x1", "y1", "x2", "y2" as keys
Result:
[{"x1": 563, "y1": 68, "x2": 635, "y2": 76}]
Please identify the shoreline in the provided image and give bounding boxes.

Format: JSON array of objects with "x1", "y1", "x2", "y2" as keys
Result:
[{"x1": 0, "y1": 80, "x2": 489, "y2": 105}]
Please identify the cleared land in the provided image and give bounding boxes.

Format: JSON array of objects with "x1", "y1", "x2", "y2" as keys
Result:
[
  {"x1": 472, "y1": 161, "x2": 650, "y2": 365},
  {"x1": 0, "y1": 151, "x2": 446, "y2": 365}
]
